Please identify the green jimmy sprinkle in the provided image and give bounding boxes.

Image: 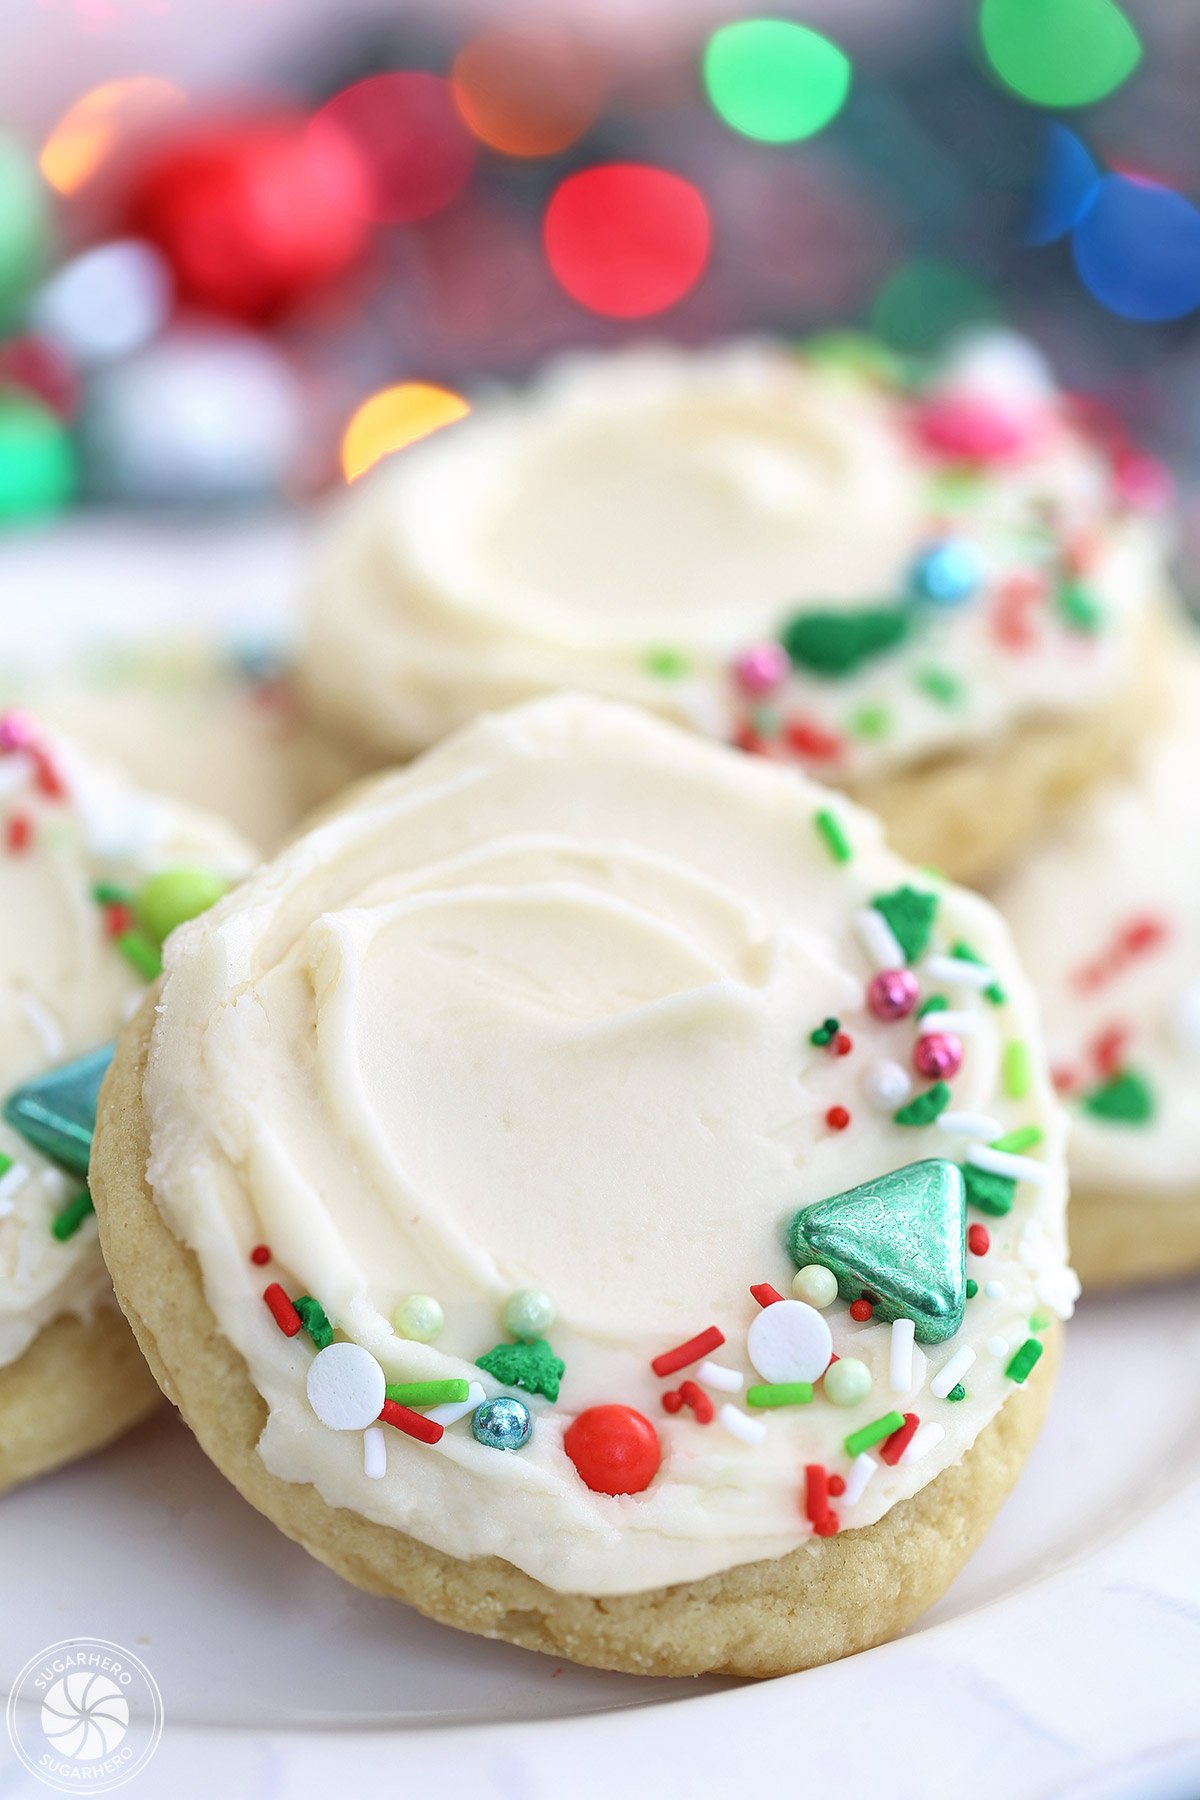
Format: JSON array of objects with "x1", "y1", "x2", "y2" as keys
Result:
[
  {"x1": 1006, "y1": 1338, "x2": 1043, "y2": 1384},
  {"x1": 116, "y1": 931, "x2": 162, "y2": 982},
  {"x1": 843, "y1": 1410, "x2": 905, "y2": 1458},
  {"x1": 384, "y1": 1379, "x2": 470, "y2": 1408},
  {"x1": 746, "y1": 1381, "x2": 813, "y2": 1409},
  {"x1": 51, "y1": 1189, "x2": 94, "y2": 1242},
  {"x1": 990, "y1": 1124, "x2": 1043, "y2": 1155},
  {"x1": 813, "y1": 808, "x2": 852, "y2": 865},
  {"x1": 1003, "y1": 1040, "x2": 1031, "y2": 1100}
]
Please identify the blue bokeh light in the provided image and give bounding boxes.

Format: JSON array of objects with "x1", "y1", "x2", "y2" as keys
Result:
[
  {"x1": 1073, "y1": 173, "x2": 1200, "y2": 322},
  {"x1": 1025, "y1": 124, "x2": 1100, "y2": 247}
]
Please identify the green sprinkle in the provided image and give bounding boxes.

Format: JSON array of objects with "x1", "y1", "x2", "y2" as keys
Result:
[
  {"x1": 746, "y1": 1381, "x2": 813, "y2": 1408},
  {"x1": 1006, "y1": 1337, "x2": 1043, "y2": 1384},
  {"x1": 1056, "y1": 579, "x2": 1103, "y2": 634},
  {"x1": 963, "y1": 1162, "x2": 1016, "y2": 1216},
  {"x1": 0, "y1": 1151, "x2": 11, "y2": 1179},
  {"x1": 91, "y1": 881, "x2": 133, "y2": 906},
  {"x1": 116, "y1": 931, "x2": 162, "y2": 981},
  {"x1": 1030, "y1": 1310, "x2": 1052, "y2": 1332},
  {"x1": 965, "y1": 1278, "x2": 978, "y2": 1299},
  {"x1": 293, "y1": 1295, "x2": 334, "y2": 1350},
  {"x1": 946, "y1": 1383, "x2": 966, "y2": 1402},
  {"x1": 894, "y1": 1080, "x2": 951, "y2": 1126},
  {"x1": 1003, "y1": 1040, "x2": 1031, "y2": 1100},
  {"x1": 476, "y1": 1337, "x2": 565, "y2": 1403},
  {"x1": 751, "y1": 704, "x2": 781, "y2": 737},
  {"x1": 953, "y1": 939, "x2": 1005, "y2": 1004},
  {"x1": 1082, "y1": 1069, "x2": 1155, "y2": 1124},
  {"x1": 810, "y1": 1016, "x2": 840, "y2": 1046},
  {"x1": 780, "y1": 606, "x2": 911, "y2": 678},
  {"x1": 844, "y1": 1410, "x2": 905, "y2": 1457},
  {"x1": 813, "y1": 807, "x2": 852, "y2": 864},
  {"x1": 872, "y1": 885, "x2": 939, "y2": 963},
  {"x1": 644, "y1": 646, "x2": 690, "y2": 679},
  {"x1": 136, "y1": 867, "x2": 228, "y2": 947},
  {"x1": 916, "y1": 994, "x2": 948, "y2": 1019},
  {"x1": 51, "y1": 1189, "x2": 94, "y2": 1242},
  {"x1": 991, "y1": 1124, "x2": 1043, "y2": 1154},
  {"x1": 384, "y1": 1378, "x2": 470, "y2": 1407},
  {"x1": 850, "y1": 703, "x2": 890, "y2": 740},
  {"x1": 915, "y1": 665, "x2": 964, "y2": 707}
]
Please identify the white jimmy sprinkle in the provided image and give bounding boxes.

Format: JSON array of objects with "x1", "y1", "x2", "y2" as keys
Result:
[
  {"x1": 843, "y1": 1452, "x2": 878, "y2": 1506},
  {"x1": 718, "y1": 1404, "x2": 767, "y2": 1446},
  {"x1": 937, "y1": 1111, "x2": 1004, "y2": 1139},
  {"x1": 1172, "y1": 980, "x2": 1200, "y2": 1053},
  {"x1": 0, "y1": 1161, "x2": 29, "y2": 1211},
  {"x1": 921, "y1": 954, "x2": 996, "y2": 990},
  {"x1": 15, "y1": 991, "x2": 65, "y2": 1062},
  {"x1": 916, "y1": 1009, "x2": 980, "y2": 1037},
  {"x1": 696, "y1": 1359, "x2": 743, "y2": 1393},
  {"x1": 889, "y1": 1317, "x2": 915, "y2": 1394},
  {"x1": 930, "y1": 1344, "x2": 976, "y2": 1399},
  {"x1": 425, "y1": 1379, "x2": 486, "y2": 1428},
  {"x1": 362, "y1": 1426, "x2": 387, "y2": 1479},
  {"x1": 854, "y1": 907, "x2": 906, "y2": 971},
  {"x1": 967, "y1": 1145, "x2": 1051, "y2": 1186},
  {"x1": 0, "y1": 754, "x2": 31, "y2": 800},
  {"x1": 901, "y1": 1422, "x2": 945, "y2": 1465}
]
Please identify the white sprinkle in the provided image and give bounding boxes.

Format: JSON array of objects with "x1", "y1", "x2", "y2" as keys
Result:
[
  {"x1": 747, "y1": 1299, "x2": 833, "y2": 1384},
  {"x1": 931, "y1": 1345, "x2": 977, "y2": 1399},
  {"x1": 843, "y1": 1452, "x2": 878, "y2": 1506},
  {"x1": 921, "y1": 954, "x2": 996, "y2": 990},
  {"x1": 0, "y1": 1161, "x2": 29, "y2": 1209},
  {"x1": 719, "y1": 1403, "x2": 767, "y2": 1446},
  {"x1": 864, "y1": 1059, "x2": 911, "y2": 1112},
  {"x1": 916, "y1": 1009, "x2": 980, "y2": 1037},
  {"x1": 984, "y1": 1280, "x2": 1006, "y2": 1300},
  {"x1": 987, "y1": 1336, "x2": 1010, "y2": 1358},
  {"x1": 967, "y1": 1145, "x2": 1051, "y2": 1186},
  {"x1": 901, "y1": 1422, "x2": 945, "y2": 1465},
  {"x1": 696, "y1": 1359, "x2": 743, "y2": 1393},
  {"x1": 425, "y1": 1378, "x2": 486, "y2": 1428},
  {"x1": 0, "y1": 754, "x2": 31, "y2": 799},
  {"x1": 889, "y1": 1317, "x2": 915, "y2": 1394},
  {"x1": 1173, "y1": 980, "x2": 1200, "y2": 1053},
  {"x1": 306, "y1": 1342, "x2": 386, "y2": 1431},
  {"x1": 15, "y1": 991, "x2": 65, "y2": 1062},
  {"x1": 362, "y1": 1426, "x2": 387, "y2": 1479},
  {"x1": 854, "y1": 906, "x2": 906, "y2": 971},
  {"x1": 937, "y1": 1111, "x2": 1004, "y2": 1139}
]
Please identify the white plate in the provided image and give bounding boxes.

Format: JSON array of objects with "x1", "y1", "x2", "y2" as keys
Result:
[{"x1": 2, "y1": 522, "x2": 1199, "y2": 1798}]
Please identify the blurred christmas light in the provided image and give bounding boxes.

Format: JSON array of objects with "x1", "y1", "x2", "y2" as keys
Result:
[
  {"x1": 871, "y1": 259, "x2": 999, "y2": 354},
  {"x1": 341, "y1": 382, "x2": 470, "y2": 482},
  {"x1": 0, "y1": 392, "x2": 77, "y2": 522},
  {"x1": 1072, "y1": 175, "x2": 1200, "y2": 322},
  {"x1": 703, "y1": 20, "x2": 850, "y2": 144},
  {"x1": 452, "y1": 26, "x2": 604, "y2": 157},
  {"x1": 38, "y1": 76, "x2": 186, "y2": 196},
  {"x1": 308, "y1": 74, "x2": 475, "y2": 224},
  {"x1": 0, "y1": 338, "x2": 79, "y2": 419},
  {"x1": 0, "y1": 135, "x2": 51, "y2": 316},
  {"x1": 31, "y1": 240, "x2": 172, "y2": 367},
  {"x1": 1025, "y1": 123, "x2": 1099, "y2": 246},
  {"x1": 543, "y1": 163, "x2": 709, "y2": 318},
  {"x1": 979, "y1": 0, "x2": 1141, "y2": 108},
  {"x1": 122, "y1": 116, "x2": 371, "y2": 323}
]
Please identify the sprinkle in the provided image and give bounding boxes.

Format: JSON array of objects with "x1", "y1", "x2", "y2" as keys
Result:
[
  {"x1": 426, "y1": 1380, "x2": 487, "y2": 1428},
  {"x1": 15, "y1": 992, "x2": 64, "y2": 1061},
  {"x1": 6, "y1": 813, "x2": 32, "y2": 853},
  {"x1": 804, "y1": 1462, "x2": 838, "y2": 1535},
  {"x1": 900, "y1": 1421, "x2": 945, "y2": 1464},
  {"x1": 263, "y1": 1284, "x2": 302, "y2": 1337},
  {"x1": 849, "y1": 1298, "x2": 873, "y2": 1322},
  {"x1": 952, "y1": 939, "x2": 1005, "y2": 1004},
  {"x1": 50, "y1": 1188, "x2": 93, "y2": 1241},
  {"x1": 385, "y1": 1379, "x2": 470, "y2": 1408},
  {"x1": 915, "y1": 665, "x2": 964, "y2": 707},
  {"x1": 813, "y1": 807, "x2": 852, "y2": 864},
  {"x1": 1006, "y1": 1338, "x2": 1044, "y2": 1384},
  {"x1": 843, "y1": 1453, "x2": 878, "y2": 1505},
  {"x1": 850, "y1": 703, "x2": 890, "y2": 740},
  {"x1": 1082, "y1": 1070, "x2": 1156, "y2": 1124},
  {"x1": 916, "y1": 1009, "x2": 979, "y2": 1037},
  {"x1": 967, "y1": 1145, "x2": 1051, "y2": 1186},
  {"x1": 651, "y1": 1324, "x2": 725, "y2": 1377},
  {"x1": 963, "y1": 1163, "x2": 1016, "y2": 1216},
  {"x1": 922, "y1": 954, "x2": 997, "y2": 990},
  {"x1": 662, "y1": 1389, "x2": 683, "y2": 1414},
  {"x1": 696, "y1": 1359, "x2": 743, "y2": 1392},
  {"x1": 785, "y1": 717, "x2": 845, "y2": 761},
  {"x1": 889, "y1": 1317, "x2": 915, "y2": 1393},
  {"x1": 731, "y1": 642, "x2": 787, "y2": 695},
  {"x1": 947, "y1": 1383, "x2": 967, "y2": 1401},
  {"x1": 809, "y1": 1016, "x2": 840, "y2": 1046},
  {"x1": 476, "y1": 1337, "x2": 564, "y2": 1402},
  {"x1": 749, "y1": 1284, "x2": 784, "y2": 1308},
  {"x1": 984, "y1": 1281, "x2": 1006, "y2": 1300},
  {"x1": 679, "y1": 1379, "x2": 714, "y2": 1424},
  {"x1": 870, "y1": 886, "x2": 939, "y2": 965},
  {"x1": 1056, "y1": 579, "x2": 1103, "y2": 633},
  {"x1": 864, "y1": 1059, "x2": 911, "y2": 1111},
  {"x1": 893, "y1": 1081, "x2": 951, "y2": 1126},
  {"x1": 827, "y1": 1474, "x2": 846, "y2": 1497},
  {"x1": 0, "y1": 1158, "x2": 28, "y2": 1210},
  {"x1": 293, "y1": 1295, "x2": 334, "y2": 1350},
  {"x1": 831, "y1": 1032, "x2": 852, "y2": 1056},
  {"x1": 915, "y1": 994, "x2": 948, "y2": 1018},
  {"x1": 379, "y1": 1400, "x2": 445, "y2": 1444},
  {"x1": 938, "y1": 1111, "x2": 1003, "y2": 1139},
  {"x1": 719, "y1": 1403, "x2": 766, "y2": 1445},
  {"x1": 362, "y1": 1426, "x2": 387, "y2": 1479},
  {"x1": 880, "y1": 1411, "x2": 920, "y2": 1465},
  {"x1": 965, "y1": 1278, "x2": 978, "y2": 1298},
  {"x1": 116, "y1": 931, "x2": 162, "y2": 981},
  {"x1": 988, "y1": 1335, "x2": 1009, "y2": 1357},
  {"x1": 967, "y1": 1223, "x2": 991, "y2": 1256},
  {"x1": 645, "y1": 646, "x2": 691, "y2": 679},
  {"x1": 746, "y1": 1381, "x2": 813, "y2": 1408},
  {"x1": 931, "y1": 1345, "x2": 976, "y2": 1399},
  {"x1": 1003, "y1": 1041, "x2": 1031, "y2": 1098},
  {"x1": 991, "y1": 1124, "x2": 1043, "y2": 1154},
  {"x1": 780, "y1": 606, "x2": 910, "y2": 678},
  {"x1": 854, "y1": 907, "x2": 906, "y2": 971},
  {"x1": 250, "y1": 1244, "x2": 271, "y2": 1266},
  {"x1": 844, "y1": 1411, "x2": 905, "y2": 1457},
  {"x1": 307, "y1": 1342, "x2": 386, "y2": 1430},
  {"x1": 825, "y1": 1105, "x2": 851, "y2": 1131}
]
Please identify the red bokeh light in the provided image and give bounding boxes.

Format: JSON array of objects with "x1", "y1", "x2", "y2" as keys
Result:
[
  {"x1": 308, "y1": 73, "x2": 476, "y2": 225},
  {"x1": 543, "y1": 162, "x2": 710, "y2": 318}
]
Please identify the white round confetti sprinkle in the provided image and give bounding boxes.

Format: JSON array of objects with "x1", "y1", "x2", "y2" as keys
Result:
[
  {"x1": 987, "y1": 1336, "x2": 1010, "y2": 1358},
  {"x1": 863, "y1": 1059, "x2": 911, "y2": 1112},
  {"x1": 746, "y1": 1299, "x2": 833, "y2": 1385},
  {"x1": 306, "y1": 1342, "x2": 386, "y2": 1431}
]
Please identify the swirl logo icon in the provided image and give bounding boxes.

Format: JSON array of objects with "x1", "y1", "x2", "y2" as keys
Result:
[{"x1": 7, "y1": 1638, "x2": 163, "y2": 1793}]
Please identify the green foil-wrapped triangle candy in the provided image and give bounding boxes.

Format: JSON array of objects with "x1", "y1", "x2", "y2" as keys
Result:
[
  {"x1": 787, "y1": 1158, "x2": 967, "y2": 1344},
  {"x1": 3, "y1": 1044, "x2": 114, "y2": 1178}
]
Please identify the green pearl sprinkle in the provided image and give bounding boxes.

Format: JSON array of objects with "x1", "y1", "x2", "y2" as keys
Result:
[
  {"x1": 394, "y1": 1294, "x2": 444, "y2": 1343},
  {"x1": 502, "y1": 1288, "x2": 555, "y2": 1340},
  {"x1": 136, "y1": 867, "x2": 228, "y2": 947},
  {"x1": 824, "y1": 1356, "x2": 872, "y2": 1407}
]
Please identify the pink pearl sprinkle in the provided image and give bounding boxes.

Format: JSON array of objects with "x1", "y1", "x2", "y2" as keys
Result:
[
  {"x1": 913, "y1": 1031, "x2": 964, "y2": 1081},
  {"x1": 0, "y1": 711, "x2": 37, "y2": 753},
  {"x1": 867, "y1": 968, "x2": 919, "y2": 1022},
  {"x1": 733, "y1": 642, "x2": 789, "y2": 698}
]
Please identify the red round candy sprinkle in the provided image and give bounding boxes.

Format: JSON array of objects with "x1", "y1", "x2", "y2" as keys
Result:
[
  {"x1": 849, "y1": 1299, "x2": 873, "y2": 1323},
  {"x1": 825, "y1": 1105, "x2": 851, "y2": 1131},
  {"x1": 967, "y1": 1223, "x2": 990, "y2": 1257},
  {"x1": 564, "y1": 1404, "x2": 661, "y2": 1495},
  {"x1": 250, "y1": 1244, "x2": 271, "y2": 1266},
  {"x1": 832, "y1": 1032, "x2": 853, "y2": 1057},
  {"x1": 661, "y1": 1389, "x2": 684, "y2": 1414},
  {"x1": 827, "y1": 1474, "x2": 846, "y2": 1497}
]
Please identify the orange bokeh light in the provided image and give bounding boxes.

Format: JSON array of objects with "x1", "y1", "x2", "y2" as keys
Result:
[
  {"x1": 39, "y1": 75, "x2": 187, "y2": 195},
  {"x1": 341, "y1": 382, "x2": 471, "y2": 482},
  {"x1": 451, "y1": 26, "x2": 605, "y2": 158}
]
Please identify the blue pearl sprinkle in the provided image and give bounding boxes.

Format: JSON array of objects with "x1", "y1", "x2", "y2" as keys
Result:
[
  {"x1": 910, "y1": 537, "x2": 986, "y2": 606},
  {"x1": 471, "y1": 1395, "x2": 533, "y2": 1451}
]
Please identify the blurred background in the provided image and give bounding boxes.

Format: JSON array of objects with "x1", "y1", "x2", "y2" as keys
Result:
[{"x1": 0, "y1": 0, "x2": 1198, "y2": 781}]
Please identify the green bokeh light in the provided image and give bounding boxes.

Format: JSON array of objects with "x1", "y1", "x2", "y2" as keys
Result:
[
  {"x1": 703, "y1": 20, "x2": 851, "y2": 144},
  {"x1": 0, "y1": 393, "x2": 77, "y2": 523},
  {"x1": 870, "y1": 260, "x2": 1000, "y2": 355},
  {"x1": 979, "y1": 0, "x2": 1141, "y2": 108},
  {"x1": 0, "y1": 135, "x2": 50, "y2": 320}
]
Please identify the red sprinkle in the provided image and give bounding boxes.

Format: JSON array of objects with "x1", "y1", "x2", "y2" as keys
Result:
[
  {"x1": 651, "y1": 1325, "x2": 725, "y2": 1378},
  {"x1": 733, "y1": 725, "x2": 770, "y2": 757},
  {"x1": 849, "y1": 1299, "x2": 873, "y2": 1322},
  {"x1": 30, "y1": 745, "x2": 65, "y2": 799},
  {"x1": 825, "y1": 1105, "x2": 851, "y2": 1131},
  {"x1": 1073, "y1": 913, "x2": 1169, "y2": 993},
  {"x1": 5, "y1": 813, "x2": 32, "y2": 853},
  {"x1": 102, "y1": 901, "x2": 133, "y2": 938},
  {"x1": 378, "y1": 1400, "x2": 445, "y2": 1445},
  {"x1": 880, "y1": 1411, "x2": 921, "y2": 1466},
  {"x1": 250, "y1": 1244, "x2": 271, "y2": 1267},
  {"x1": 749, "y1": 1283, "x2": 785, "y2": 1309},
  {"x1": 827, "y1": 1474, "x2": 846, "y2": 1497},
  {"x1": 992, "y1": 570, "x2": 1044, "y2": 652},
  {"x1": 263, "y1": 1283, "x2": 301, "y2": 1337},
  {"x1": 831, "y1": 1032, "x2": 853, "y2": 1057},
  {"x1": 661, "y1": 1388, "x2": 684, "y2": 1414},
  {"x1": 678, "y1": 1380, "x2": 714, "y2": 1424},
  {"x1": 785, "y1": 717, "x2": 844, "y2": 762},
  {"x1": 804, "y1": 1463, "x2": 838, "y2": 1536},
  {"x1": 967, "y1": 1223, "x2": 990, "y2": 1257},
  {"x1": 1091, "y1": 1023, "x2": 1129, "y2": 1079}
]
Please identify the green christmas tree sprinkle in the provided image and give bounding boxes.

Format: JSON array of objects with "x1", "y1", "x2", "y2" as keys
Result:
[
  {"x1": 963, "y1": 1163, "x2": 1016, "y2": 1216},
  {"x1": 893, "y1": 1081, "x2": 951, "y2": 1126},
  {"x1": 476, "y1": 1337, "x2": 565, "y2": 1403},
  {"x1": 872, "y1": 885, "x2": 939, "y2": 963},
  {"x1": 294, "y1": 1296, "x2": 334, "y2": 1351},
  {"x1": 780, "y1": 606, "x2": 910, "y2": 678},
  {"x1": 1082, "y1": 1069, "x2": 1156, "y2": 1125}
]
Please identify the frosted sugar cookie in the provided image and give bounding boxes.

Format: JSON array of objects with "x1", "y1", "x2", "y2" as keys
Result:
[
  {"x1": 0, "y1": 714, "x2": 254, "y2": 1491},
  {"x1": 995, "y1": 651, "x2": 1200, "y2": 1287},
  {"x1": 301, "y1": 334, "x2": 1169, "y2": 879},
  {"x1": 92, "y1": 695, "x2": 1073, "y2": 1676}
]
